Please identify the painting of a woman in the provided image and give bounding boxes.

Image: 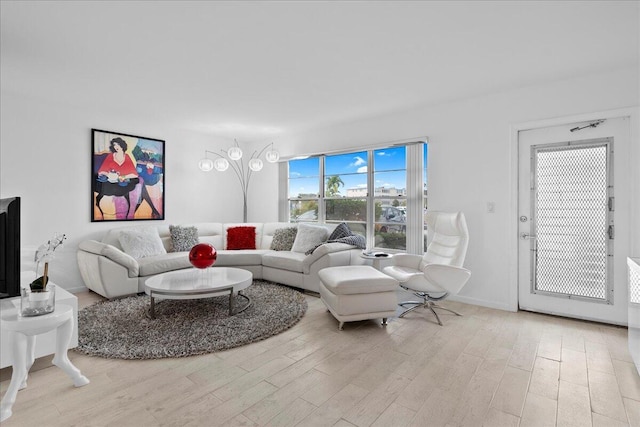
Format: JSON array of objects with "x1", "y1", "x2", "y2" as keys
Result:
[
  {"x1": 92, "y1": 130, "x2": 164, "y2": 222},
  {"x1": 97, "y1": 137, "x2": 138, "y2": 182}
]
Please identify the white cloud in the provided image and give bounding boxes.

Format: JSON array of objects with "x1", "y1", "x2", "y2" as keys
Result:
[
  {"x1": 376, "y1": 151, "x2": 391, "y2": 156},
  {"x1": 356, "y1": 184, "x2": 367, "y2": 188},
  {"x1": 289, "y1": 172, "x2": 301, "y2": 178},
  {"x1": 357, "y1": 166, "x2": 367, "y2": 173},
  {"x1": 349, "y1": 156, "x2": 366, "y2": 167}
]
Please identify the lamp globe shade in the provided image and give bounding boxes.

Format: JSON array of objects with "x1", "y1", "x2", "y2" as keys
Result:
[
  {"x1": 199, "y1": 158, "x2": 214, "y2": 171},
  {"x1": 248, "y1": 158, "x2": 263, "y2": 171},
  {"x1": 227, "y1": 146, "x2": 243, "y2": 160},
  {"x1": 189, "y1": 243, "x2": 217, "y2": 269},
  {"x1": 265, "y1": 149, "x2": 280, "y2": 163},
  {"x1": 213, "y1": 158, "x2": 230, "y2": 171}
]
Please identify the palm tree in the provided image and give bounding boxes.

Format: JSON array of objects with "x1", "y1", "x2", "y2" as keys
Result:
[{"x1": 326, "y1": 176, "x2": 344, "y2": 196}]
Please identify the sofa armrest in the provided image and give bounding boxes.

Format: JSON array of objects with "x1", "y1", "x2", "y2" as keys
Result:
[
  {"x1": 302, "y1": 242, "x2": 356, "y2": 274},
  {"x1": 78, "y1": 240, "x2": 139, "y2": 277}
]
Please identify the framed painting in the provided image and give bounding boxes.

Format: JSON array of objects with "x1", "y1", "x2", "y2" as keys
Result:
[{"x1": 91, "y1": 129, "x2": 165, "y2": 222}]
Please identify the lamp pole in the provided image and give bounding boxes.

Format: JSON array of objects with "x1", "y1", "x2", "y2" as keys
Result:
[{"x1": 200, "y1": 142, "x2": 278, "y2": 222}]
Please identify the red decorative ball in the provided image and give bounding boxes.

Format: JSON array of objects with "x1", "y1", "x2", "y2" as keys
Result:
[{"x1": 189, "y1": 243, "x2": 217, "y2": 269}]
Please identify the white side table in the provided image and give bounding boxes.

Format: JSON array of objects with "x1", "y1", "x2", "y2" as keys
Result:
[
  {"x1": 360, "y1": 252, "x2": 394, "y2": 271},
  {"x1": 0, "y1": 303, "x2": 89, "y2": 422},
  {"x1": 1, "y1": 276, "x2": 79, "y2": 369}
]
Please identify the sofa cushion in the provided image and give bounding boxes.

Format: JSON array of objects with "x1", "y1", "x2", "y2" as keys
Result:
[
  {"x1": 118, "y1": 227, "x2": 167, "y2": 259},
  {"x1": 137, "y1": 253, "x2": 192, "y2": 276},
  {"x1": 291, "y1": 223, "x2": 329, "y2": 254},
  {"x1": 169, "y1": 225, "x2": 199, "y2": 252},
  {"x1": 270, "y1": 227, "x2": 298, "y2": 251},
  {"x1": 214, "y1": 249, "x2": 269, "y2": 266},
  {"x1": 262, "y1": 251, "x2": 306, "y2": 273}
]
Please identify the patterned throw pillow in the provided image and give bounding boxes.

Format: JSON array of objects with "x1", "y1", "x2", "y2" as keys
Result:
[
  {"x1": 270, "y1": 227, "x2": 298, "y2": 251},
  {"x1": 227, "y1": 226, "x2": 257, "y2": 250},
  {"x1": 328, "y1": 222, "x2": 352, "y2": 241},
  {"x1": 169, "y1": 225, "x2": 199, "y2": 252}
]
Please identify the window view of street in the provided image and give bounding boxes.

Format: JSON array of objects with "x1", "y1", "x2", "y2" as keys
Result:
[{"x1": 288, "y1": 144, "x2": 427, "y2": 251}]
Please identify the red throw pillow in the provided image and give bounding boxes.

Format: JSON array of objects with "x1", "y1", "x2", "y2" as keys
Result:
[{"x1": 226, "y1": 226, "x2": 257, "y2": 250}]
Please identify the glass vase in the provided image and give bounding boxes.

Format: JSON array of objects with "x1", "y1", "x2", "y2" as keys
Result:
[{"x1": 20, "y1": 284, "x2": 56, "y2": 317}]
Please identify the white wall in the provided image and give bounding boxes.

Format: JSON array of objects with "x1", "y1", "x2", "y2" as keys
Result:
[
  {"x1": 260, "y1": 66, "x2": 639, "y2": 311},
  {"x1": 0, "y1": 91, "x2": 267, "y2": 292},
  {"x1": 2, "y1": 66, "x2": 637, "y2": 308}
]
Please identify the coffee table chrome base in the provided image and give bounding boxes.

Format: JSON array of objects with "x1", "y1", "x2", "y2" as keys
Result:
[
  {"x1": 233, "y1": 291, "x2": 252, "y2": 315},
  {"x1": 148, "y1": 287, "x2": 251, "y2": 319}
]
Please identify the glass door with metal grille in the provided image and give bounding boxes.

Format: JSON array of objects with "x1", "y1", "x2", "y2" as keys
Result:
[
  {"x1": 518, "y1": 117, "x2": 629, "y2": 324},
  {"x1": 532, "y1": 141, "x2": 613, "y2": 301}
]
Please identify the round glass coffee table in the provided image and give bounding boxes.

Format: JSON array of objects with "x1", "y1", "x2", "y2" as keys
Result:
[{"x1": 144, "y1": 267, "x2": 253, "y2": 319}]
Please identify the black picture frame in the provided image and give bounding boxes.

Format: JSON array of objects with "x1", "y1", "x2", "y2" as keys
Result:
[{"x1": 91, "y1": 129, "x2": 165, "y2": 222}]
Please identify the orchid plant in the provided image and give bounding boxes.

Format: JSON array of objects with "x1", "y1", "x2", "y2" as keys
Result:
[{"x1": 30, "y1": 233, "x2": 66, "y2": 291}]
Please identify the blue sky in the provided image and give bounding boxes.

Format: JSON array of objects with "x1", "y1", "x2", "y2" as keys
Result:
[{"x1": 288, "y1": 145, "x2": 427, "y2": 197}]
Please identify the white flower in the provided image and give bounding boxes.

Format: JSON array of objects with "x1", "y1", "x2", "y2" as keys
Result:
[{"x1": 34, "y1": 233, "x2": 66, "y2": 265}]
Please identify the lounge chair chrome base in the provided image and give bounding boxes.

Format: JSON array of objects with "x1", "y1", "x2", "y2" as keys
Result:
[{"x1": 398, "y1": 290, "x2": 462, "y2": 326}]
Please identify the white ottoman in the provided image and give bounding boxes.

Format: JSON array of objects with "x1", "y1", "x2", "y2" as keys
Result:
[{"x1": 318, "y1": 265, "x2": 399, "y2": 330}]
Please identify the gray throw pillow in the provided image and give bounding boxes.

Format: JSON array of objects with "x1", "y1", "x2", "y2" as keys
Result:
[
  {"x1": 270, "y1": 227, "x2": 298, "y2": 251},
  {"x1": 169, "y1": 225, "x2": 199, "y2": 252}
]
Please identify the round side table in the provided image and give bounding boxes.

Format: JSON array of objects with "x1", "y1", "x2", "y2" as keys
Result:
[
  {"x1": 0, "y1": 303, "x2": 89, "y2": 422},
  {"x1": 360, "y1": 252, "x2": 394, "y2": 271}
]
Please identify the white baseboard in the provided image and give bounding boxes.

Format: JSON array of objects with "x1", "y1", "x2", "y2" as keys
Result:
[
  {"x1": 447, "y1": 294, "x2": 515, "y2": 312},
  {"x1": 66, "y1": 285, "x2": 90, "y2": 294}
]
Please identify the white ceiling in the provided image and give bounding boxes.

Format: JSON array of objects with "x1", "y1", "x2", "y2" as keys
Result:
[{"x1": 1, "y1": 1, "x2": 638, "y2": 142}]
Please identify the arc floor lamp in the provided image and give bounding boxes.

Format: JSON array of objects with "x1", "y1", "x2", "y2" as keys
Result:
[{"x1": 199, "y1": 140, "x2": 279, "y2": 222}]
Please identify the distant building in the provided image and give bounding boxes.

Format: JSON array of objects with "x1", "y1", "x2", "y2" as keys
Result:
[
  {"x1": 346, "y1": 186, "x2": 406, "y2": 197},
  {"x1": 296, "y1": 193, "x2": 319, "y2": 199}
]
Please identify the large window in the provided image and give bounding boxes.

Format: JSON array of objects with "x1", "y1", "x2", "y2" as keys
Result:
[
  {"x1": 287, "y1": 143, "x2": 426, "y2": 252},
  {"x1": 373, "y1": 147, "x2": 406, "y2": 250},
  {"x1": 289, "y1": 157, "x2": 320, "y2": 222},
  {"x1": 324, "y1": 151, "x2": 368, "y2": 236}
]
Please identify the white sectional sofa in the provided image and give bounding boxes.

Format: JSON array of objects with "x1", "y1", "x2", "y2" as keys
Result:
[{"x1": 77, "y1": 222, "x2": 363, "y2": 299}]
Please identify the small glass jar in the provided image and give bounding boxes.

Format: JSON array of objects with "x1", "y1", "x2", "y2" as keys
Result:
[{"x1": 20, "y1": 284, "x2": 56, "y2": 317}]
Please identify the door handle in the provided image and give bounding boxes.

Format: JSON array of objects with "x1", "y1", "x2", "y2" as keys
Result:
[{"x1": 520, "y1": 232, "x2": 537, "y2": 240}]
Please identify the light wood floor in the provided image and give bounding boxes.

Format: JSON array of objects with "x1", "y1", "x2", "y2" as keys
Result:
[{"x1": 1, "y1": 289, "x2": 639, "y2": 427}]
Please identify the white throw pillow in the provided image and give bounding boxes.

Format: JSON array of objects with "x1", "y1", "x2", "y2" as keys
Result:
[
  {"x1": 118, "y1": 227, "x2": 167, "y2": 259},
  {"x1": 291, "y1": 223, "x2": 329, "y2": 254}
]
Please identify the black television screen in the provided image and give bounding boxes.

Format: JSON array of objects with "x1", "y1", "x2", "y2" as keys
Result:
[{"x1": 0, "y1": 196, "x2": 20, "y2": 299}]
